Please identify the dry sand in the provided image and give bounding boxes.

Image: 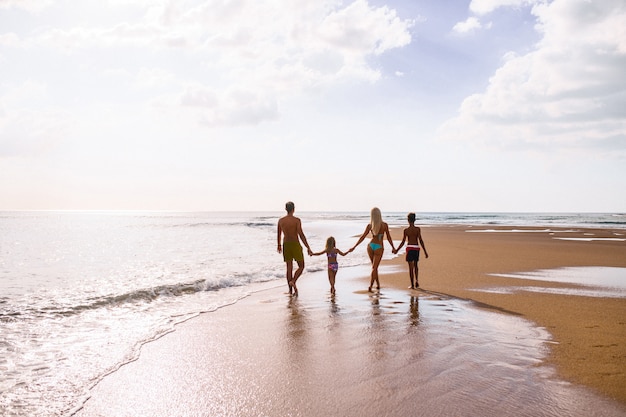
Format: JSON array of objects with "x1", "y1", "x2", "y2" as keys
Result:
[
  {"x1": 73, "y1": 225, "x2": 626, "y2": 416},
  {"x1": 385, "y1": 225, "x2": 626, "y2": 404}
]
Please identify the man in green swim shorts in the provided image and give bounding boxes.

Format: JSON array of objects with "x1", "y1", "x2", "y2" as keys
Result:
[{"x1": 277, "y1": 201, "x2": 313, "y2": 296}]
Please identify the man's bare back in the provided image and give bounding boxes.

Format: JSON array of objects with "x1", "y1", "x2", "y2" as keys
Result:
[{"x1": 277, "y1": 214, "x2": 302, "y2": 243}]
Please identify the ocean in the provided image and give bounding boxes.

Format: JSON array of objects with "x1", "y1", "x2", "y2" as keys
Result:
[{"x1": 1, "y1": 211, "x2": 625, "y2": 416}]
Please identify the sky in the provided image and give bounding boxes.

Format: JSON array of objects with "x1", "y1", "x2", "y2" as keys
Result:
[{"x1": 1, "y1": 0, "x2": 625, "y2": 212}]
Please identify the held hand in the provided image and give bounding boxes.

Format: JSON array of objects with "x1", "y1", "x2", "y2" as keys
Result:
[
  {"x1": 307, "y1": 248, "x2": 313, "y2": 256},
  {"x1": 392, "y1": 249, "x2": 397, "y2": 255}
]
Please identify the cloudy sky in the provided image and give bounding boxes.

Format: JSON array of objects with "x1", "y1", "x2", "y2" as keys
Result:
[{"x1": 1, "y1": 0, "x2": 625, "y2": 212}]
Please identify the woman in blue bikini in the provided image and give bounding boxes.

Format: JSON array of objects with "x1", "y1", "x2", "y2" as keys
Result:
[{"x1": 349, "y1": 207, "x2": 396, "y2": 292}]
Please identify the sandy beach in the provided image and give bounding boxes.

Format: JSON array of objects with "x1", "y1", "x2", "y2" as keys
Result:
[
  {"x1": 385, "y1": 225, "x2": 626, "y2": 404},
  {"x1": 73, "y1": 225, "x2": 626, "y2": 417}
]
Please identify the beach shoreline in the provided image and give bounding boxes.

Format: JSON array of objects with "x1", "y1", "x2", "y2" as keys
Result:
[
  {"x1": 72, "y1": 222, "x2": 626, "y2": 417},
  {"x1": 382, "y1": 224, "x2": 626, "y2": 404},
  {"x1": 74, "y1": 272, "x2": 626, "y2": 417}
]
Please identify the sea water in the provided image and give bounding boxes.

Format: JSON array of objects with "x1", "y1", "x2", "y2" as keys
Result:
[{"x1": 0, "y1": 211, "x2": 624, "y2": 416}]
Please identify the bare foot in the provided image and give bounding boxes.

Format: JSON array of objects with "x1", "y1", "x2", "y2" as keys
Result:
[{"x1": 289, "y1": 280, "x2": 298, "y2": 296}]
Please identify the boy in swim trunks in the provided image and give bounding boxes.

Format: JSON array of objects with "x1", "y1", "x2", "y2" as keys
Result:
[
  {"x1": 277, "y1": 201, "x2": 313, "y2": 296},
  {"x1": 394, "y1": 213, "x2": 429, "y2": 289}
]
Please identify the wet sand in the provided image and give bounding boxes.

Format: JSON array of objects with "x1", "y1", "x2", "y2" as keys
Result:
[
  {"x1": 73, "y1": 226, "x2": 626, "y2": 416},
  {"x1": 382, "y1": 225, "x2": 626, "y2": 404}
]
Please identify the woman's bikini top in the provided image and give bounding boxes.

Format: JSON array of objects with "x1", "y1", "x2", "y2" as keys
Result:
[{"x1": 371, "y1": 230, "x2": 383, "y2": 241}]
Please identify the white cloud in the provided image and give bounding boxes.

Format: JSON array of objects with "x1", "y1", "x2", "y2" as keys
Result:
[
  {"x1": 16, "y1": 0, "x2": 413, "y2": 127},
  {"x1": 36, "y1": 24, "x2": 167, "y2": 51},
  {"x1": 179, "y1": 85, "x2": 218, "y2": 108},
  {"x1": 318, "y1": 0, "x2": 412, "y2": 55},
  {"x1": 452, "y1": 17, "x2": 483, "y2": 34},
  {"x1": 0, "y1": 0, "x2": 52, "y2": 13},
  {"x1": 177, "y1": 84, "x2": 278, "y2": 127},
  {"x1": 469, "y1": 0, "x2": 541, "y2": 16},
  {"x1": 440, "y1": 0, "x2": 626, "y2": 155}
]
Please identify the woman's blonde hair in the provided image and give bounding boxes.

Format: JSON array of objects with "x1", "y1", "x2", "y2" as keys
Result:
[
  {"x1": 325, "y1": 236, "x2": 336, "y2": 251},
  {"x1": 370, "y1": 207, "x2": 382, "y2": 235}
]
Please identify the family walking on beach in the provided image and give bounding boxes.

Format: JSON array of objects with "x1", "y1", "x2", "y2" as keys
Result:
[{"x1": 277, "y1": 202, "x2": 428, "y2": 296}]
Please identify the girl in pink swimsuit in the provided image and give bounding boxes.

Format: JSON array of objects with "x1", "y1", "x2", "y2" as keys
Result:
[{"x1": 312, "y1": 236, "x2": 348, "y2": 295}]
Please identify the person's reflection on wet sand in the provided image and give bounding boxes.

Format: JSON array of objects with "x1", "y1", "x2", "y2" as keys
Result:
[
  {"x1": 369, "y1": 292, "x2": 381, "y2": 318},
  {"x1": 286, "y1": 296, "x2": 305, "y2": 337},
  {"x1": 283, "y1": 296, "x2": 310, "y2": 368},
  {"x1": 329, "y1": 294, "x2": 340, "y2": 316},
  {"x1": 409, "y1": 295, "x2": 420, "y2": 327}
]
